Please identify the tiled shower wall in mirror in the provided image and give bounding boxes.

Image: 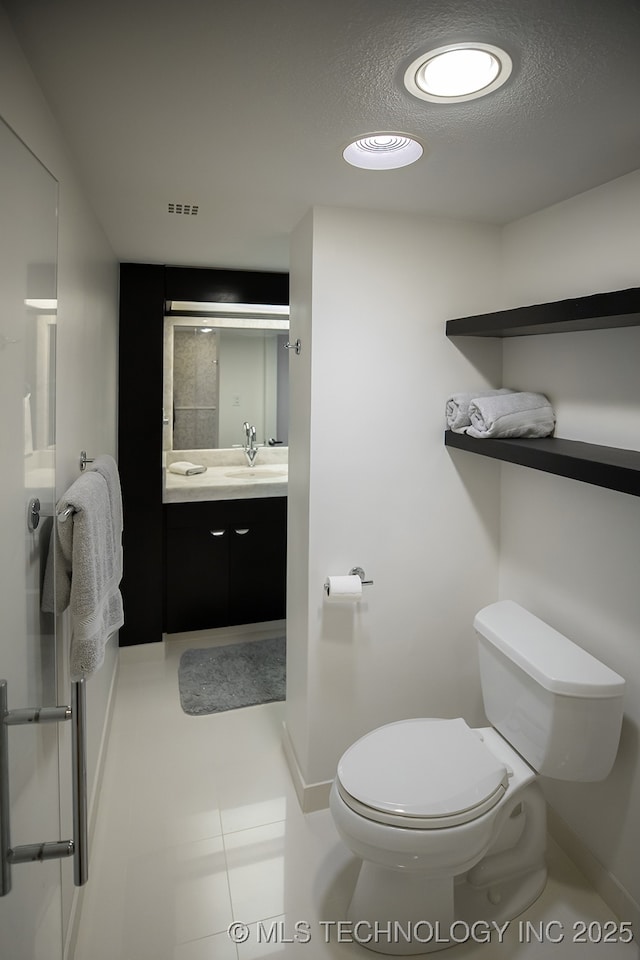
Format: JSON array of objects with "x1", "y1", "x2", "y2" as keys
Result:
[{"x1": 172, "y1": 326, "x2": 219, "y2": 449}]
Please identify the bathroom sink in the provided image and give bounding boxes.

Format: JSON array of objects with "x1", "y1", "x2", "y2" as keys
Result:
[{"x1": 225, "y1": 466, "x2": 288, "y2": 481}]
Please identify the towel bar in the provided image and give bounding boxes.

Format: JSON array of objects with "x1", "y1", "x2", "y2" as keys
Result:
[{"x1": 56, "y1": 450, "x2": 97, "y2": 520}]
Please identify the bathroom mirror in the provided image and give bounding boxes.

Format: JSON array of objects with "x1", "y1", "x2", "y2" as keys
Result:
[{"x1": 163, "y1": 311, "x2": 290, "y2": 451}]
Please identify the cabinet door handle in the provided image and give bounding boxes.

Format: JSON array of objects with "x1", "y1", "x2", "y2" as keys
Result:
[
  {"x1": 234, "y1": 528, "x2": 250, "y2": 535},
  {"x1": 210, "y1": 529, "x2": 226, "y2": 537}
]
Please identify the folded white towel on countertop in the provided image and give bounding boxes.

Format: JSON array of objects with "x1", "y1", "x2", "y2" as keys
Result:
[
  {"x1": 466, "y1": 391, "x2": 556, "y2": 439},
  {"x1": 168, "y1": 461, "x2": 207, "y2": 476},
  {"x1": 446, "y1": 389, "x2": 515, "y2": 433},
  {"x1": 42, "y1": 471, "x2": 124, "y2": 680}
]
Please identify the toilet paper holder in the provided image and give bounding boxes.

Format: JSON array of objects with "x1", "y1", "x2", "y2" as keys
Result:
[{"x1": 323, "y1": 566, "x2": 374, "y2": 594}]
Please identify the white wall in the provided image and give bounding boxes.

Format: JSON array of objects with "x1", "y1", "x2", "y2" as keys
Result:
[
  {"x1": 218, "y1": 331, "x2": 278, "y2": 447},
  {"x1": 0, "y1": 6, "x2": 119, "y2": 952},
  {"x1": 287, "y1": 183, "x2": 640, "y2": 920},
  {"x1": 498, "y1": 170, "x2": 640, "y2": 916},
  {"x1": 286, "y1": 206, "x2": 504, "y2": 790}
]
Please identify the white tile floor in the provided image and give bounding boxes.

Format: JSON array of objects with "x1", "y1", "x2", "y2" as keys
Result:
[{"x1": 73, "y1": 631, "x2": 638, "y2": 960}]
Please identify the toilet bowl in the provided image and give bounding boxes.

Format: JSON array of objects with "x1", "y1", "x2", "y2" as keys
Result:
[
  {"x1": 329, "y1": 602, "x2": 625, "y2": 956},
  {"x1": 330, "y1": 721, "x2": 547, "y2": 955}
]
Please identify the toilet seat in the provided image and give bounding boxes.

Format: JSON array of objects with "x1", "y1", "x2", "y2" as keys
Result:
[{"x1": 336, "y1": 718, "x2": 509, "y2": 829}]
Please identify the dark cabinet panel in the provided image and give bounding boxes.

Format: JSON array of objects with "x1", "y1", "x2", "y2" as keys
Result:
[
  {"x1": 228, "y1": 518, "x2": 287, "y2": 625},
  {"x1": 118, "y1": 263, "x2": 165, "y2": 645},
  {"x1": 165, "y1": 266, "x2": 288, "y2": 306},
  {"x1": 165, "y1": 525, "x2": 230, "y2": 632},
  {"x1": 164, "y1": 498, "x2": 287, "y2": 633}
]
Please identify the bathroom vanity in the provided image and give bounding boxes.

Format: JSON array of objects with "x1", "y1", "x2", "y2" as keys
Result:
[
  {"x1": 163, "y1": 448, "x2": 288, "y2": 632},
  {"x1": 164, "y1": 495, "x2": 287, "y2": 633},
  {"x1": 118, "y1": 263, "x2": 289, "y2": 645},
  {"x1": 161, "y1": 419, "x2": 289, "y2": 631}
]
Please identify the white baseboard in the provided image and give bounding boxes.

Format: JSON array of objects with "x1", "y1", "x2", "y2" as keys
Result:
[
  {"x1": 281, "y1": 721, "x2": 332, "y2": 813},
  {"x1": 547, "y1": 806, "x2": 639, "y2": 935},
  {"x1": 164, "y1": 619, "x2": 286, "y2": 650}
]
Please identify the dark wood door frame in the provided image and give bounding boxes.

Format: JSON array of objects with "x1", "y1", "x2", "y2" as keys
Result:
[{"x1": 118, "y1": 263, "x2": 289, "y2": 645}]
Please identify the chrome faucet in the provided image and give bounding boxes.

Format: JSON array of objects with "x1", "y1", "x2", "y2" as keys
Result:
[{"x1": 242, "y1": 421, "x2": 259, "y2": 466}]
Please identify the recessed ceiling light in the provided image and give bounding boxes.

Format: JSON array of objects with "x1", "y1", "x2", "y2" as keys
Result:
[
  {"x1": 343, "y1": 133, "x2": 424, "y2": 170},
  {"x1": 404, "y1": 43, "x2": 512, "y2": 103}
]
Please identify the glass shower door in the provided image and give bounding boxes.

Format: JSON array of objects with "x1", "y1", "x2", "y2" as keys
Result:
[{"x1": 0, "y1": 115, "x2": 62, "y2": 960}]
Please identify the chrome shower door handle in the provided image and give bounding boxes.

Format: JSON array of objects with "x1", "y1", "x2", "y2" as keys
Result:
[
  {"x1": 71, "y1": 679, "x2": 88, "y2": 886},
  {"x1": 0, "y1": 678, "x2": 89, "y2": 896}
]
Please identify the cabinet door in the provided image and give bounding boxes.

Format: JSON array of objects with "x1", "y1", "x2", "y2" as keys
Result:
[
  {"x1": 228, "y1": 513, "x2": 287, "y2": 624},
  {"x1": 165, "y1": 523, "x2": 230, "y2": 632}
]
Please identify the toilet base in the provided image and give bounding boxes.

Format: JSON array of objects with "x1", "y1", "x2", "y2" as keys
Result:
[{"x1": 346, "y1": 861, "x2": 547, "y2": 955}]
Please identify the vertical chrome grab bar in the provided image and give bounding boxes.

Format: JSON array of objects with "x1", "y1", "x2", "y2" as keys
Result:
[
  {"x1": 71, "y1": 679, "x2": 88, "y2": 886},
  {"x1": 0, "y1": 678, "x2": 88, "y2": 896},
  {"x1": 0, "y1": 681, "x2": 10, "y2": 896}
]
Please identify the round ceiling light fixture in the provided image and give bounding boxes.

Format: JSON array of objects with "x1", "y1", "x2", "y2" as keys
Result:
[
  {"x1": 404, "y1": 42, "x2": 512, "y2": 103},
  {"x1": 342, "y1": 133, "x2": 424, "y2": 170}
]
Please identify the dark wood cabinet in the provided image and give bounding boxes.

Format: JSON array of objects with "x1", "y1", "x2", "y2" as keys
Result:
[{"x1": 164, "y1": 497, "x2": 287, "y2": 633}]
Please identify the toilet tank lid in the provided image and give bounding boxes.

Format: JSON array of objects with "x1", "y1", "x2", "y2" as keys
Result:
[{"x1": 474, "y1": 601, "x2": 625, "y2": 698}]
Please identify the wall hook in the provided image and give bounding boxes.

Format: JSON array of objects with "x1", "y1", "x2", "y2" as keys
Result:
[{"x1": 79, "y1": 451, "x2": 95, "y2": 472}]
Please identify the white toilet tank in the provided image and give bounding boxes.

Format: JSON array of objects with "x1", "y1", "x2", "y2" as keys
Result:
[{"x1": 474, "y1": 601, "x2": 625, "y2": 781}]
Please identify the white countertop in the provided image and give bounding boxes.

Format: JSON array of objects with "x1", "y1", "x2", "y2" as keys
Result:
[{"x1": 163, "y1": 449, "x2": 288, "y2": 503}]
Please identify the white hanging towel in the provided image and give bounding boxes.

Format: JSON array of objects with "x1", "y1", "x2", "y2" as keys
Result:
[
  {"x1": 43, "y1": 470, "x2": 124, "y2": 680},
  {"x1": 89, "y1": 453, "x2": 124, "y2": 581}
]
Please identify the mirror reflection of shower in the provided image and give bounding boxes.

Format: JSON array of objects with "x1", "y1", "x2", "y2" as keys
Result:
[
  {"x1": 172, "y1": 325, "x2": 220, "y2": 449},
  {"x1": 163, "y1": 306, "x2": 289, "y2": 452},
  {"x1": 24, "y1": 296, "x2": 57, "y2": 470}
]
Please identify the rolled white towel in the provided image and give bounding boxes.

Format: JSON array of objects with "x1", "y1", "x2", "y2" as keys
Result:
[
  {"x1": 168, "y1": 461, "x2": 207, "y2": 476},
  {"x1": 446, "y1": 389, "x2": 515, "y2": 433},
  {"x1": 466, "y1": 392, "x2": 556, "y2": 439}
]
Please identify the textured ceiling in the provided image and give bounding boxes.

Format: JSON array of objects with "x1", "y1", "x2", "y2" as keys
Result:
[{"x1": 5, "y1": 0, "x2": 640, "y2": 270}]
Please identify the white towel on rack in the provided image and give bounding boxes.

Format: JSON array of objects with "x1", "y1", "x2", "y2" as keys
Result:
[
  {"x1": 445, "y1": 389, "x2": 514, "y2": 433},
  {"x1": 88, "y1": 454, "x2": 123, "y2": 580},
  {"x1": 42, "y1": 471, "x2": 124, "y2": 680},
  {"x1": 466, "y1": 391, "x2": 556, "y2": 439}
]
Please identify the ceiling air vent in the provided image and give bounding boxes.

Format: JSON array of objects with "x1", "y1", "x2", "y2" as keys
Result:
[{"x1": 167, "y1": 202, "x2": 199, "y2": 215}]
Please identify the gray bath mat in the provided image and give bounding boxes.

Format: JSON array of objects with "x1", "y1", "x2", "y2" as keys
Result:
[{"x1": 178, "y1": 636, "x2": 286, "y2": 715}]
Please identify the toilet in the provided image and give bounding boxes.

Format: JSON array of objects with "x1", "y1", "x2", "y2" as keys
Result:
[{"x1": 330, "y1": 600, "x2": 625, "y2": 955}]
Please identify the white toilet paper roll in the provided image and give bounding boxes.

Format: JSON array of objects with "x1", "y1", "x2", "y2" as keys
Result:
[{"x1": 324, "y1": 575, "x2": 362, "y2": 603}]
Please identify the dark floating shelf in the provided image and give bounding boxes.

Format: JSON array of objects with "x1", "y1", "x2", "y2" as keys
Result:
[
  {"x1": 445, "y1": 286, "x2": 640, "y2": 497},
  {"x1": 446, "y1": 286, "x2": 640, "y2": 338},
  {"x1": 445, "y1": 432, "x2": 640, "y2": 498}
]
